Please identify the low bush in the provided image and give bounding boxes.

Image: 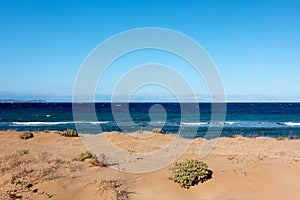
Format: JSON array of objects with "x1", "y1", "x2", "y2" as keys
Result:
[
  {"x1": 99, "y1": 179, "x2": 129, "y2": 200},
  {"x1": 16, "y1": 149, "x2": 30, "y2": 156},
  {"x1": 277, "y1": 136, "x2": 286, "y2": 141},
  {"x1": 19, "y1": 131, "x2": 34, "y2": 140},
  {"x1": 59, "y1": 129, "x2": 78, "y2": 137},
  {"x1": 152, "y1": 128, "x2": 163, "y2": 134},
  {"x1": 74, "y1": 151, "x2": 106, "y2": 167},
  {"x1": 171, "y1": 159, "x2": 212, "y2": 189},
  {"x1": 75, "y1": 151, "x2": 95, "y2": 161}
]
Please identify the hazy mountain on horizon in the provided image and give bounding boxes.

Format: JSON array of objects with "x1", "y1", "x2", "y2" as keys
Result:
[{"x1": 0, "y1": 91, "x2": 299, "y2": 102}]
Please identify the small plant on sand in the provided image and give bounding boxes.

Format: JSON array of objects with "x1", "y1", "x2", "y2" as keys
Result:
[
  {"x1": 126, "y1": 149, "x2": 135, "y2": 154},
  {"x1": 98, "y1": 153, "x2": 107, "y2": 165},
  {"x1": 16, "y1": 149, "x2": 30, "y2": 156},
  {"x1": 99, "y1": 179, "x2": 129, "y2": 200},
  {"x1": 75, "y1": 151, "x2": 106, "y2": 167},
  {"x1": 75, "y1": 151, "x2": 95, "y2": 161},
  {"x1": 277, "y1": 136, "x2": 286, "y2": 141},
  {"x1": 45, "y1": 192, "x2": 53, "y2": 199},
  {"x1": 171, "y1": 159, "x2": 212, "y2": 189},
  {"x1": 59, "y1": 129, "x2": 78, "y2": 137},
  {"x1": 152, "y1": 128, "x2": 163, "y2": 134},
  {"x1": 19, "y1": 131, "x2": 34, "y2": 140}
]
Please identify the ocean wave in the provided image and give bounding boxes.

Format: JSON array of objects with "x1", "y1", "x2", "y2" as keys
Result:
[
  {"x1": 224, "y1": 122, "x2": 237, "y2": 125},
  {"x1": 12, "y1": 122, "x2": 72, "y2": 125},
  {"x1": 11, "y1": 121, "x2": 110, "y2": 126},
  {"x1": 181, "y1": 122, "x2": 209, "y2": 126},
  {"x1": 151, "y1": 121, "x2": 165, "y2": 124},
  {"x1": 278, "y1": 122, "x2": 300, "y2": 126},
  {"x1": 181, "y1": 121, "x2": 238, "y2": 126},
  {"x1": 88, "y1": 121, "x2": 110, "y2": 125}
]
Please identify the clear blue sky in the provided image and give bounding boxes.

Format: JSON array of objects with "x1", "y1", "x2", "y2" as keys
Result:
[{"x1": 0, "y1": 0, "x2": 300, "y2": 101}]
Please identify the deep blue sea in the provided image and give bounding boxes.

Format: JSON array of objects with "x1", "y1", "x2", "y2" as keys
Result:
[{"x1": 1, "y1": 102, "x2": 300, "y2": 138}]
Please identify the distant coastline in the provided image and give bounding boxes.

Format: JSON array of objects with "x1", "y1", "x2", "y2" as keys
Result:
[{"x1": 0, "y1": 99, "x2": 46, "y2": 103}]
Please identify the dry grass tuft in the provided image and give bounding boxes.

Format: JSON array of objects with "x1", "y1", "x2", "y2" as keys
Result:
[
  {"x1": 74, "y1": 151, "x2": 107, "y2": 167},
  {"x1": 19, "y1": 131, "x2": 34, "y2": 140},
  {"x1": 0, "y1": 150, "x2": 67, "y2": 199},
  {"x1": 59, "y1": 129, "x2": 78, "y2": 137},
  {"x1": 98, "y1": 179, "x2": 130, "y2": 200}
]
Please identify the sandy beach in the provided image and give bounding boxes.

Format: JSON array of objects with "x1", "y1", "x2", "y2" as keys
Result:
[{"x1": 1, "y1": 130, "x2": 300, "y2": 200}]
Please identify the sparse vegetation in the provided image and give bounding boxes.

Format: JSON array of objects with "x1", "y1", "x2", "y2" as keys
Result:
[
  {"x1": 127, "y1": 149, "x2": 135, "y2": 154},
  {"x1": 0, "y1": 150, "x2": 65, "y2": 199},
  {"x1": 74, "y1": 151, "x2": 106, "y2": 167},
  {"x1": 19, "y1": 131, "x2": 34, "y2": 140},
  {"x1": 99, "y1": 179, "x2": 129, "y2": 200},
  {"x1": 277, "y1": 136, "x2": 286, "y2": 141},
  {"x1": 75, "y1": 151, "x2": 95, "y2": 161},
  {"x1": 46, "y1": 192, "x2": 53, "y2": 199},
  {"x1": 6, "y1": 174, "x2": 37, "y2": 199},
  {"x1": 16, "y1": 149, "x2": 30, "y2": 156},
  {"x1": 59, "y1": 129, "x2": 78, "y2": 137},
  {"x1": 171, "y1": 159, "x2": 212, "y2": 189},
  {"x1": 152, "y1": 128, "x2": 163, "y2": 134},
  {"x1": 98, "y1": 153, "x2": 107, "y2": 165}
]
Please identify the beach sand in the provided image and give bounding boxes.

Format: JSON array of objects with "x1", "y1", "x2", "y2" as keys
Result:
[{"x1": 1, "y1": 130, "x2": 300, "y2": 199}]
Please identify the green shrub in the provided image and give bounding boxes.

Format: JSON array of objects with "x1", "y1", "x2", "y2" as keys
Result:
[
  {"x1": 74, "y1": 151, "x2": 106, "y2": 167},
  {"x1": 152, "y1": 128, "x2": 163, "y2": 134},
  {"x1": 171, "y1": 159, "x2": 212, "y2": 189},
  {"x1": 75, "y1": 151, "x2": 95, "y2": 161},
  {"x1": 19, "y1": 131, "x2": 34, "y2": 140},
  {"x1": 59, "y1": 129, "x2": 78, "y2": 137}
]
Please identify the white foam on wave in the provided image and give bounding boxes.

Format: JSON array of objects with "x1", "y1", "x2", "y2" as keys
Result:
[
  {"x1": 88, "y1": 121, "x2": 110, "y2": 125},
  {"x1": 280, "y1": 122, "x2": 300, "y2": 126},
  {"x1": 181, "y1": 122, "x2": 208, "y2": 126},
  {"x1": 12, "y1": 121, "x2": 110, "y2": 126},
  {"x1": 224, "y1": 122, "x2": 237, "y2": 125},
  {"x1": 151, "y1": 121, "x2": 165, "y2": 124},
  {"x1": 181, "y1": 121, "x2": 237, "y2": 126},
  {"x1": 12, "y1": 122, "x2": 71, "y2": 125}
]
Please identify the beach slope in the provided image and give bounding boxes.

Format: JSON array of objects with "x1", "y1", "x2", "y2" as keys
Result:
[{"x1": 1, "y1": 131, "x2": 300, "y2": 200}]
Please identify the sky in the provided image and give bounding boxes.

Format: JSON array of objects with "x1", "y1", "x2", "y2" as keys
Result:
[{"x1": 0, "y1": 0, "x2": 300, "y2": 102}]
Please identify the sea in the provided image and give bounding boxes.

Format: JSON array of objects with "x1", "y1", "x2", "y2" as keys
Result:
[{"x1": 0, "y1": 102, "x2": 300, "y2": 138}]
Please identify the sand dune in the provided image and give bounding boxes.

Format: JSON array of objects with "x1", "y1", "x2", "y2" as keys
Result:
[{"x1": 1, "y1": 130, "x2": 300, "y2": 199}]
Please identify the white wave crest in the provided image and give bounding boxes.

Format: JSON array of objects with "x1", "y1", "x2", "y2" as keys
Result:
[
  {"x1": 88, "y1": 121, "x2": 110, "y2": 124},
  {"x1": 224, "y1": 122, "x2": 237, "y2": 125},
  {"x1": 12, "y1": 121, "x2": 109, "y2": 126},
  {"x1": 181, "y1": 122, "x2": 208, "y2": 126},
  {"x1": 280, "y1": 122, "x2": 300, "y2": 126},
  {"x1": 12, "y1": 122, "x2": 71, "y2": 125}
]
